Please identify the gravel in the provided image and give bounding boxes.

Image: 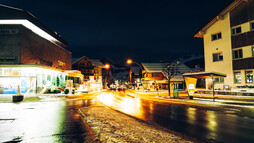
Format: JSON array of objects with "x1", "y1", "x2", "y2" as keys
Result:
[{"x1": 81, "y1": 106, "x2": 194, "y2": 143}]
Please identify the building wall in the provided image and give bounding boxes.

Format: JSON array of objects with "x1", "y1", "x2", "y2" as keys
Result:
[
  {"x1": 19, "y1": 26, "x2": 71, "y2": 70},
  {"x1": 0, "y1": 25, "x2": 21, "y2": 64},
  {"x1": 230, "y1": 0, "x2": 254, "y2": 86},
  {"x1": 230, "y1": 0, "x2": 254, "y2": 27},
  {"x1": 203, "y1": 13, "x2": 234, "y2": 89},
  {"x1": 144, "y1": 72, "x2": 165, "y2": 81},
  {"x1": 0, "y1": 25, "x2": 71, "y2": 70}
]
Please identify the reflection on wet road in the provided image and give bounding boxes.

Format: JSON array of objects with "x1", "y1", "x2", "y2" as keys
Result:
[
  {"x1": 97, "y1": 91, "x2": 254, "y2": 143},
  {"x1": 0, "y1": 98, "x2": 95, "y2": 143}
]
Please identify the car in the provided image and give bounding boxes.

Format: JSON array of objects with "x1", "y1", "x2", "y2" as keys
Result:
[{"x1": 44, "y1": 87, "x2": 64, "y2": 94}]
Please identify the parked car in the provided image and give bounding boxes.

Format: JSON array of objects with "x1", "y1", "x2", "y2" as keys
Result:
[{"x1": 44, "y1": 87, "x2": 64, "y2": 94}]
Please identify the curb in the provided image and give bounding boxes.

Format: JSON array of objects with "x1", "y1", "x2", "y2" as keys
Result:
[{"x1": 77, "y1": 108, "x2": 100, "y2": 143}]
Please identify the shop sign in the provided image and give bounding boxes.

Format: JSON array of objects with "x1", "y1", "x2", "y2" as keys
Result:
[{"x1": 58, "y1": 60, "x2": 66, "y2": 67}]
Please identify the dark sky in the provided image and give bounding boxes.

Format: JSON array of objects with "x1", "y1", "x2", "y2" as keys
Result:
[{"x1": 0, "y1": 0, "x2": 233, "y2": 63}]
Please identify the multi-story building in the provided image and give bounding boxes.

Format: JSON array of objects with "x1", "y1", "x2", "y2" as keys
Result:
[
  {"x1": 195, "y1": 0, "x2": 254, "y2": 90},
  {"x1": 72, "y1": 56, "x2": 107, "y2": 90},
  {"x1": 0, "y1": 4, "x2": 71, "y2": 94}
]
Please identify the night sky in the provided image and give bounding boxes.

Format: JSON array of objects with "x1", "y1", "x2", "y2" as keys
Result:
[{"x1": 0, "y1": 0, "x2": 233, "y2": 63}]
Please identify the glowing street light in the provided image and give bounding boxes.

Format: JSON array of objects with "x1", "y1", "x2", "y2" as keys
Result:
[
  {"x1": 104, "y1": 64, "x2": 110, "y2": 69},
  {"x1": 126, "y1": 59, "x2": 143, "y2": 87},
  {"x1": 127, "y1": 59, "x2": 133, "y2": 64}
]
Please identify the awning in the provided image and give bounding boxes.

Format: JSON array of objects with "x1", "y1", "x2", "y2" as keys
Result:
[{"x1": 183, "y1": 72, "x2": 227, "y2": 78}]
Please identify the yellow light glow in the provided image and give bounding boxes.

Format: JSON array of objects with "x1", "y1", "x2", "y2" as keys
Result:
[
  {"x1": 0, "y1": 20, "x2": 62, "y2": 47},
  {"x1": 127, "y1": 59, "x2": 132, "y2": 64},
  {"x1": 104, "y1": 64, "x2": 110, "y2": 69}
]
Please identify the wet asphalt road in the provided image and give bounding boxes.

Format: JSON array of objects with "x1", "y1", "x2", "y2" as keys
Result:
[
  {"x1": 0, "y1": 97, "x2": 94, "y2": 143},
  {"x1": 97, "y1": 91, "x2": 254, "y2": 143},
  {"x1": 1, "y1": 91, "x2": 254, "y2": 143}
]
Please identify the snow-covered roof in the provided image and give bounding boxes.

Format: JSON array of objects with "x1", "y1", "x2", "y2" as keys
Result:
[
  {"x1": 141, "y1": 63, "x2": 166, "y2": 73},
  {"x1": 170, "y1": 62, "x2": 192, "y2": 74},
  {"x1": 90, "y1": 59, "x2": 104, "y2": 67}
]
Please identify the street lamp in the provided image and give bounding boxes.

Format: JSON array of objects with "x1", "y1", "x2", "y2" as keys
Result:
[
  {"x1": 104, "y1": 64, "x2": 110, "y2": 89},
  {"x1": 104, "y1": 64, "x2": 110, "y2": 69},
  {"x1": 126, "y1": 59, "x2": 143, "y2": 72},
  {"x1": 126, "y1": 59, "x2": 143, "y2": 89}
]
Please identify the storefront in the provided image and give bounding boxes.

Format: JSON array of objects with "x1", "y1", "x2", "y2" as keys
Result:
[{"x1": 0, "y1": 65, "x2": 66, "y2": 95}]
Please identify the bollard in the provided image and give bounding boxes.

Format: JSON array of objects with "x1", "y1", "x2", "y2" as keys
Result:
[
  {"x1": 13, "y1": 85, "x2": 24, "y2": 102},
  {"x1": 13, "y1": 95, "x2": 24, "y2": 102}
]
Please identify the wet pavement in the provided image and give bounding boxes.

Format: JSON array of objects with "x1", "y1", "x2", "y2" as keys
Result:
[
  {"x1": 0, "y1": 97, "x2": 95, "y2": 143},
  {"x1": 97, "y1": 91, "x2": 254, "y2": 143}
]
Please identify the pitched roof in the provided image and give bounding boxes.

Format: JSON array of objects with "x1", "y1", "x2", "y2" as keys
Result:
[
  {"x1": 170, "y1": 62, "x2": 192, "y2": 74},
  {"x1": 194, "y1": 0, "x2": 248, "y2": 38},
  {"x1": 141, "y1": 63, "x2": 166, "y2": 72},
  {"x1": 0, "y1": 4, "x2": 68, "y2": 47},
  {"x1": 90, "y1": 59, "x2": 104, "y2": 67}
]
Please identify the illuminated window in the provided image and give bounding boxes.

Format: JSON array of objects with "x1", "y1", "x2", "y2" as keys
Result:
[
  {"x1": 246, "y1": 71, "x2": 253, "y2": 83},
  {"x1": 213, "y1": 53, "x2": 223, "y2": 62},
  {"x1": 233, "y1": 49, "x2": 243, "y2": 59},
  {"x1": 234, "y1": 72, "x2": 241, "y2": 83},
  {"x1": 214, "y1": 77, "x2": 224, "y2": 83},
  {"x1": 211, "y1": 33, "x2": 222, "y2": 41},
  {"x1": 232, "y1": 26, "x2": 241, "y2": 35}
]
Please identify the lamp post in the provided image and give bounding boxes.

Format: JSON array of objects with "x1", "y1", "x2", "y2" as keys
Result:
[
  {"x1": 104, "y1": 64, "x2": 110, "y2": 89},
  {"x1": 126, "y1": 59, "x2": 143, "y2": 89}
]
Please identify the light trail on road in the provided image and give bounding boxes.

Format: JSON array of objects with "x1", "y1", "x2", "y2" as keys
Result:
[{"x1": 96, "y1": 90, "x2": 254, "y2": 143}]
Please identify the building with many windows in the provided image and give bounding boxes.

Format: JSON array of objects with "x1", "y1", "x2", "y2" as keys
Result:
[
  {"x1": 195, "y1": 0, "x2": 254, "y2": 90},
  {"x1": 0, "y1": 4, "x2": 72, "y2": 94},
  {"x1": 72, "y1": 56, "x2": 108, "y2": 90}
]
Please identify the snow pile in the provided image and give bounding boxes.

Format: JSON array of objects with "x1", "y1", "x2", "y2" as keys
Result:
[{"x1": 81, "y1": 106, "x2": 193, "y2": 143}]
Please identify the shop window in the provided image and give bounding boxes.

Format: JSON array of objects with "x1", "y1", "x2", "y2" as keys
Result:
[
  {"x1": 3, "y1": 68, "x2": 11, "y2": 76},
  {"x1": 211, "y1": 32, "x2": 222, "y2": 41},
  {"x1": 246, "y1": 71, "x2": 253, "y2": 83},
  {"x1": 234, "y1": 72, "x2": 241, "y2": 83},
  {"x1": 232, "y1": 26, "x2": 241, "y2": 35},
  {"x1": 213, "y1": 52, "x2": 223, "y2": 62},
  {"x1": 233, "y1": 49, "x2": 243, "y2": 59},
  {"x1": 214, "y1": 77, "x2": 224, "y2": 83}
]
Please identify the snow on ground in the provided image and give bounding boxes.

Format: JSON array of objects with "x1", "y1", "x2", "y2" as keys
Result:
[{"x1": 81, "y1": 106, "x2": 194, "y2": 143}]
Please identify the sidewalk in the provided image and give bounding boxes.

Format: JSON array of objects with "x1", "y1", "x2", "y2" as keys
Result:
[{"x1": 126, "y1": 90, "x2": 254, "y2": 108}]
